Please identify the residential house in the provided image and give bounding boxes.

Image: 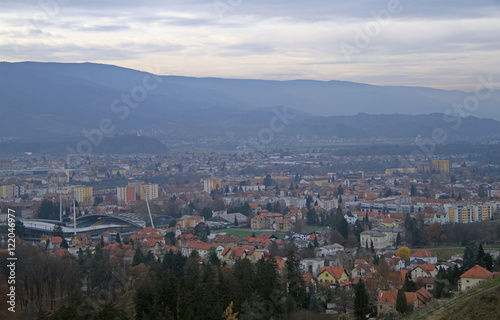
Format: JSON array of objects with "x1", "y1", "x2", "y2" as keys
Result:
[
  {"x1": 344, "y1": 212, "x2": 358, "y2": 224},
  {"x1": 181, "y1": 240, "x2": 222, "y2": 258},
  {"x1": 251, "y1": 215, "x2": 270, "y2": 229},
  {"x1": 459, "y1": 264, "x2": 493, "y2": 292},
  {"x1": 410, "y1": 264, "x2": 438, "y2": 279},
  {"x1": 303, "y1": 272, "x2": 319, "y2": 294},
  {"x1": 377, "y1": 288, "x2": 418, "y2": 317},
  {"x1": 300, "y1": 258, "x2": 325, "y2": 275},
  {"x1": 351, "y1": 260, "x2": 375, "y2": 278},
  {"x1": 316, "y1": 243, "x2": 344, "y2": 257},
  {"x1": 416, "y1": 288, "x2": 433, "y2": 308},
  {"x1": 410, "y1": 249, "x2": 437, "y2": 264},
  {"x1": 317, "y1": 266, "x2": 350, "y2": 286},
  {"x1": 274, "y1": 219, "x2": 293, "y2": 232}
]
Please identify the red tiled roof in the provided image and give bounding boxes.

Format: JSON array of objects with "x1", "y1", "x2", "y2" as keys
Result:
[
  {"x1": 319, "y1": 266, "x2": 347, "y2": 280},
  {"x1": 411, "y1": 249, "x2": 435, "y2": 258},
  {"x1": 460, "y1": 265, "x2": 493, "y2": 279},
  {"x1": 416, "y1": 288, "x2": 433, "y2": 303},
  {"x1": 378, "y1": 289, "x2": 397, "y2": 304}
]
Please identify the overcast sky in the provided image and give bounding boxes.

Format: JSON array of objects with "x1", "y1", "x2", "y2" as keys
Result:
[{"x1": 1, "y1": 0, "x2": 499, "y2": 91}]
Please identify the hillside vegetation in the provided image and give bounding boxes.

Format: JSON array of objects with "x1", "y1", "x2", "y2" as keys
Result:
[{"x1": 405, "y1": 277, "x2": 500, "y2": 320}]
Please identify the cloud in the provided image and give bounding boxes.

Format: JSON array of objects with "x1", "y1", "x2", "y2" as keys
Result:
[{"x1": 0, "y1": 0, "x2": 498, "y2": 91}]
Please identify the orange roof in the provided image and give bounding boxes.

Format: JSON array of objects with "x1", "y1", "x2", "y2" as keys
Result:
[
  {"x1": 405, "y1": 292, "x2": 417, "y2": 305},
  {"x1": 416, "y1": 287, "x2": 433, "y2": 303},
  {"x1": 50, "y1": 236, "x2": 63, "y2": 245},
  {"x1": 50, "y1": 248, "x2": 72, "y2": 258},
  {"x1": 319, "y1": 266, "x2": 347, "y2": 279},
  {"x1": 411, "y1": 249, "x2": 435, "y2": 258},
  {"x1": 354, "y1": 259, "x2": 368, "y2": 265},
  {"x1": 303, "y1": 272, "x2": 314, "y2": 283},
  {"x1": 378, "y1": 289, "x2": 397, "y2": 304},
  {"x1": 275, "y1": 257, "x2": 286, "y2": 269},
  {"x1": 460, "y1": 265, "x2": 493, "y2": 279},
  {"x1": 188, "y1": 240, "x2": 216, "y2": 251}
]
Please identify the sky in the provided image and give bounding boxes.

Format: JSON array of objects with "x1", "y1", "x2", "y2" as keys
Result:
[{"x1": 1, "y1": 0, "x2": 499, "y2": 91}]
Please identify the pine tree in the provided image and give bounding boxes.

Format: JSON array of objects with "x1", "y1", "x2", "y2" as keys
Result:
[
  {"x1": 477, "y1": 243, "x2": 486, "y2": 268},
  {"x1": 353, "y1": 279, "x2": 370, "y2": 320},
  {"x1": 396, "y1": 288, "x2": 408, "y2": 314}
]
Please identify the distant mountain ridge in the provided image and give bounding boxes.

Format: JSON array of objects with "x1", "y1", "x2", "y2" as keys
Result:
[{"x1": 1, "y1": 61, "x2": 500, "y2": 147}]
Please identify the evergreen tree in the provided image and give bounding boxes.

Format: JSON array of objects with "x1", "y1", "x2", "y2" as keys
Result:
[
  {"x1": 61, "y1": 237, "x2": 69, "y2": 249},
  {"x1": 463, "y1": 241, "x2": 479, "y2": 271},
  {"x1": 396, "y1": 288, "x2": 408, "y2": 314},
  {"x1": 308, "y1": 294, "x2": 322, "y2": 313},
  {"x1": 132, "y1": 248, "x2": 145, "y2": 266},
  {"x1": 353, "y1": 279, "x2": 370, "y2": 320},
  {"x1": 477, "y1": 243, "x2": 486, "y2": 268},
  {"x1": 484, "y1": 253, "x2": 494, "y2": 271},
  {"x1": 208, "y1": 247, "x2": 221, "y2": 266},
  {"x1": 284, "y1": 250, "x2": 306, "y2": 309},
  {"x1": 338, "y1": 217, "x2": 349, "y2": 239},
  {"x1": 410, "y1": 184, "x2": 417, "y2": 196}
]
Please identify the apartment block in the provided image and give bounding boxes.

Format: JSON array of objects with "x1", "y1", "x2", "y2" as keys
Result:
[
  {"x1": 140, "y1": 184, "x2": 159, "y2": 201},
  {"x1": 117, "y1": 186, "x2": 136, "y2": 205},
  {"x1": 74, "y1": 186, "x2": 93, "y2": 204}
]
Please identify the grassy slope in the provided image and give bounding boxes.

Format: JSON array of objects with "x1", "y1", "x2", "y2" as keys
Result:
[{"x1": 404, "y1": 277, "x2": 500, "y2": 320}]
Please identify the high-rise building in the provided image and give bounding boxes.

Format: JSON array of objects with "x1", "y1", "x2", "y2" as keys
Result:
[
  {"x1": 447, "y1": 204, "x2": 493, "y2": 223},
  {"x1": 432, "y1": 160, "x2": 450, "y2": 173},
  {"x1": 74, "y1": 186, "x2": 93, "y2": 204},
  {"x1": 0, "y1": 184, "x2": 16, "y2": 198},
  {"x1": 140, "y1": 184, "x2": 159, "y2": 201},
  {"x1": 117, "y1": 186, "x2": 136, "y2": 205},
  {"x1": 201, "y1": 178, "x2": 221, "y2": 193},
  {"x1": 473, "y1": 204, "x2": 493, "y2": 221}
]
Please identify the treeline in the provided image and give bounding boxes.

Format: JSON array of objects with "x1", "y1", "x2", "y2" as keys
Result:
[
  {"x1": 0, "y1": 240, "x2": 323, "y2": 320},
  {"x1": 133, "y1": 249, "x2": 310, "y2": 320}
]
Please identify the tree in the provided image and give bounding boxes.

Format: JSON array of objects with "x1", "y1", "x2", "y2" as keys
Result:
[
  {"x1": 93, "y1": 196, "x2": 103, "y2": 206},
  {"x1": 384, "y1": 188, "x2": 393, "y2": 197},
  {"x1": 338, "y1": 217, "x2": 349, "y2": 239},
  {"x1": 201, "y1": 207, "x2": 213, "y2": 220},
  {"x1": 284, "y1": 250, "x2": 306, "y2": 308},
  {"x1": 478, "y1": 185, "x2": 488, "y2": 198},
  {"x1": 396, "y1": 247, "x2": 411, "y2": 262},
  {"x1": 477, "y1": 243, "x2": 486, "y2": 268},
  {"x1": 353, "y1": 279, "x2": 370, "y2": 320},
  {"x1": 14, "y1": 220, "x2": 25, "y2": 238},
  {"x1": 223, "y1": 301, "x2": 239, "y2": 320},
  {"x1": 263, "y1": 174, "x2": 273, "y2": 188},
  {"x1": 396, "y1": 288, "x2": 408, "y2": 314},
  {"x1": 463, "y1": 241, "x2": 479, "y2": 271},
  {"x1": 234, "y1": 215, "x2": 239, "y2": 227},
  {"x1": 410, "y1": 184, "x2": 417, "y2": 196},
  {"x1": 52, "y1": 225, "x2": 63, "y2": 238},
  {"x1": 424, "y1": 223, "x2": 446, "y2": 246},
  {"x1": 306, "y1": 195, "x2": 313, "y2": 209},
  {"x1": 61, "y1": 237, "x2": 69, "y2": 249},
  {"x1": 308, "y1": 294, "x2": 322, "y2": 313},
  {"x1": 208, "y1": 247, "x2": 221, "y2": 266}
]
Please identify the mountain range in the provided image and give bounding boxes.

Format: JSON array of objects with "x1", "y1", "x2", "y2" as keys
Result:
[{"x1": 1, "y1": 61, "x2": 500, "y2": 152}]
